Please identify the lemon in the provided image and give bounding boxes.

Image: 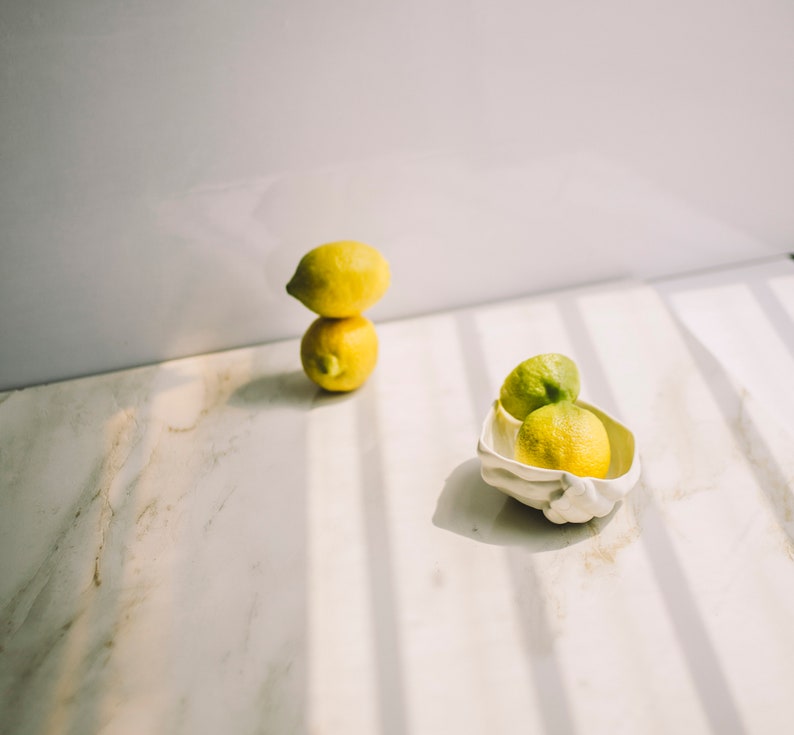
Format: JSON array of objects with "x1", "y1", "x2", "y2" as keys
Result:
[
  {"x1": 499, "y1": 353, "x2": 580, "y2": 421},
  {"x1": 300, "y1": 315, "x2": 378, "y2": 392},
  {"x1": 514, "y1": 401, "x2": 611, "y2": 478},
  {"x1": 286, "y1": 241, "x2": 390, "y2": 317}
]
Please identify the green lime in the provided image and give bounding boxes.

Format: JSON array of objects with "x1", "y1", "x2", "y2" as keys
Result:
[{"x1": 499, "y1": 353, "x2": 580, "y2": 421}]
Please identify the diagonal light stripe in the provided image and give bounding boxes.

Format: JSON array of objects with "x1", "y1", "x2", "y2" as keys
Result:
[
  {"x1": 667, "y1": 283, "x2": 794, "y2": 438},
  {"x1": 577, "y1": 284, "x2": 794, "y2": 734},
  {"x1": 306, "y1": 394, "x2": 379, "y2": 735},
  {"x1": 373, "y1": 314, "x2": 546, "y2": 735},
  {"x1": 473, "y1": 287, "x2": 711, "y2": 735}
]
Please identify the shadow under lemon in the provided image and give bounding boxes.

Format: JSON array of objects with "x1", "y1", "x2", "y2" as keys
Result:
[
  {"x1": 433, "y1": 458, "x2": 621, "y2": 552},
  {"x1": 228, "y1": 368, "x2": 359, "y2": 409}
]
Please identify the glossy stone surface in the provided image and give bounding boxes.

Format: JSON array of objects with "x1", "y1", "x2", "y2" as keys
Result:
[{"x1": 2, "y1": 257, "x2": 793, "y2": 734}]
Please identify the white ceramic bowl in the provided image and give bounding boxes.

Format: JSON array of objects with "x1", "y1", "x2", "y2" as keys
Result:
[{"x1": 477, "y1": 400, "x2": 641, "y2": 524}]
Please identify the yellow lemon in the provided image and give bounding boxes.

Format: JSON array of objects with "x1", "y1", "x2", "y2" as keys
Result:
[
  {"x1": 514, "y1": 401, "x2": 611, "y2": 478},
  {"x1": 300, "y1": 315, "x2": 378, "y2": 392},
  {"x1": 286, "y1": 241, "x2": 390, "y2": 317},
  {"x1": 499, "y1": 353, "x2": 580, "y2": 421}
]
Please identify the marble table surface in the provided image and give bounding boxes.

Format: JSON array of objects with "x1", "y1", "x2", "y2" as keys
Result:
[{"x1": 2, "y1": 256, "x2": 793, "y2": 735}]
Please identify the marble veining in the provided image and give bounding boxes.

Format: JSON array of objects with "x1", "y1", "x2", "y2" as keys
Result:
[{"x1": 2, "y1": 257, "x2": 794, "y2": 735}]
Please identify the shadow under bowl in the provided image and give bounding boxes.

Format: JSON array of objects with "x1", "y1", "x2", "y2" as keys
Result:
[{"x1": 476, "y1": 400, "x2": 641, "y2": 524}]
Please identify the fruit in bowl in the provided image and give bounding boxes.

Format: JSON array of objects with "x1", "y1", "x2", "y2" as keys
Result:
[
  {"x1": 477, "y1": 354, "x2": 641, "y2": 524},
  {"x1": 514, "y1": 400, "x2": 611, "y2": 479}
]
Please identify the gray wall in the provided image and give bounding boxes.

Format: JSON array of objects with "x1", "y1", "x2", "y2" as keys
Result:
[{"x1": 2, "y1": 0, "x2": 793, "y2": 390}]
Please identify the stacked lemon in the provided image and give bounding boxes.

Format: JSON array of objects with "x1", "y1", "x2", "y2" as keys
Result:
[
  {"x1": 499, "y1": 354, "x2": 611, "y2": 478},
  {"x1": 286, "y1": 241, "x2": 390, "y2": 392}
]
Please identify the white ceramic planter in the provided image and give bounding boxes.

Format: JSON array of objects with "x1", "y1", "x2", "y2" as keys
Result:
[{"x1": 477, "y1": 400, "x2": 641, "y2": 524}]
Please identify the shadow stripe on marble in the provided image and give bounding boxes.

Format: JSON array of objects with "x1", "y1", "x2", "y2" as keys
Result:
[
  {"x1": 654, "y1": 277, "x2": 794, "y2": 542},
  {"x1": 376, "y1": 313, "x2": 549, "y2": 734},
  {"x1": 455, "y1": 308, "x2": 579, "y2": 735},
  {"x1": 306, "y1": 389, "x2": 382, "y2": 734},
  {"x1": 356, "y1": 384, "x2": 409, "y2": 735},
  {"x1": 673, "y1": 321, "x2": 794, "y2": 547},
  {"x1": 565, "y1": 286, "x2": 751, "y2": 735},
  {"x1": 466, "y1": 287, "x2": 724, "y2": 733}
]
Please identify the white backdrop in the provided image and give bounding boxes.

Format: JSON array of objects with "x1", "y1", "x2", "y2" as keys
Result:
[{"x1": 2, "y1": 0, "x2": 792, "y2": 390}]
